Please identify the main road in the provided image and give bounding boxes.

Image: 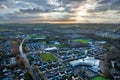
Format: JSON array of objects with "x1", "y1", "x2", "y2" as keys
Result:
[{"x1": 19, "y1": 36, "x2": 41, "y2": 80}]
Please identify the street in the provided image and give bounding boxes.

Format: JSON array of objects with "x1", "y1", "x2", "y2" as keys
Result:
[{"x1": 19, "y1": 36, "x2": 41, "y2": 80}]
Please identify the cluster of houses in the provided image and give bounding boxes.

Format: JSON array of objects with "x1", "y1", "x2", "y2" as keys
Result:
[
  {"x1": 45, "y1": 69, "x2": 79, "y2": 80},
  {"x1": 0, "y1": 55, "x2": 29, "y2": 80},
  {"x1": 27, "y1": 50, "x2": 80, "y2": 80},
  {"x1": 0, "y1": 39, "x2": 32, "y2": 80},
  {"x1": 26, "y1": 42, "x2": 42, "y2": 52},
  {"x1": 24, "y1": 32, "x2": 120, "y2": 80},
  {"x1": 87, "y1": 42, "x2": 107, "y2": 56},
  {"x1": 95, "y1": 31, "x2": 120, "y2": 39},
  {"x1": 1, "y1": 68, "x2": 26, "y2": 80},
  {"x1": 1, "y1": 41, "x2": 13, "y2": 55},
  {"x1": 25, "y1": 36, "x2": 111, "y2": 80},
  {"x1": 55, "y1": 47, "x2": 104, "y2": 79},
  {"x1": 56, "y1": 48, "x2": 85, "y2": 61},
  {"x1": 0, "y1": 57, "x2": 16, "y2": 67}
]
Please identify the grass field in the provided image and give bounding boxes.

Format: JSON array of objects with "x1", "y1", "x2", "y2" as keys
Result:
[
  {"x1": 92, "y1": 76, "x2": 106, "y2": 80},
  {"x1": 11, "y1": 40, "x2": 17, "y2": 44},
  {"x1": 72, "y1": 38, "x2": 90, "y2": 44},
  {"x1": 0, "y1": 28, "x2": 9, "y2": 31},
  {"x1": 41, "y1": 54, "x2": 57, "y2": 62},
  {"x1": 0, "y1": 36, "x2": 6, "y2": 39}
]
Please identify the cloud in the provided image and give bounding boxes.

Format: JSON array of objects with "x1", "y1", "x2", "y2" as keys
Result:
[
  {"x1": 0, "y1": 4, "x2": 7, "y2": 9},
  {"x1": 88, "y1": 0, "x2": 120, "y2": 12},
  {"x1": 0, "y1": 0, "x2": 8, "y2": 2},
  {"x1": 20, "y1": 8, "x2": 49, "y2": 13},
  {"x1": 0, "y1": 0, "x2": 120, "y2": 23}
]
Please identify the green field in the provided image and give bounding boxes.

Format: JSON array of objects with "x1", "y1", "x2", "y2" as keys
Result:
[
  {"x1": 41, "y1": 54, "x2": 57, "y2": 62},
  {"x1": 0, "y1": 36, "x2": 6, "y2": 39},
  {"x1": 72, "y1": 38, "x2": 90, "y2": 44},
  {"x1": 92, "y1": 76, "x2": 106, "y2": 80},
  {"x1": 0, "y1": 28, "x2": 9, "y2": 31},
  {"x1": 11, "y1": 40, "x2": 17, "y2": 44}
]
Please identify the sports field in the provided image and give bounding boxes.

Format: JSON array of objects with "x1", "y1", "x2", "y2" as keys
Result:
[
  {"x1": 72, "y1": 38, "x2": 90, "y2": 44},
  {"x1": 11, "y1": 40, "x2": 17, "y2": 44},
  {"x1": 92, "y1": 76, "x2": 106, "y2": 80},
  {"x1": 41, "y1": 54, "x2": 57, "y2": 62}
]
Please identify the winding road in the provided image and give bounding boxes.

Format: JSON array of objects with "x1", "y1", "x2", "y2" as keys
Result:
[{"x1": 19, "y1": 36, "x2": 41, "y2": 80}]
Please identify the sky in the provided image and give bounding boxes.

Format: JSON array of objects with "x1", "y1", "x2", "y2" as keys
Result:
[{"x1": 0, "y1": 0, "x2": 120, "y2": 23}]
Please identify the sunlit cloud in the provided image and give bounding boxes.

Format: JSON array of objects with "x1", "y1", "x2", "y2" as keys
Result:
[{"x1": 0, "y1": 0, "x2": 120, "y2": 23}]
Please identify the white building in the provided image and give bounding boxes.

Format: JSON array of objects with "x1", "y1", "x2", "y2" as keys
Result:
[
  {"x1": 44, "y1": 47, "x2": 57, "y2": 52},
  {"x1": 70, "y1": 57, "x2": 100, "y2": 72}
]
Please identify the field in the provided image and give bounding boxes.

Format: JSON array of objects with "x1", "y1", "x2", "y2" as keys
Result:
[
  {"x1": 72, "y1": 38, "x2": 90, "y2": 44},
  {"x1": 92, "y1": 76, "x2": 106, "y2": 80},
  {"x1": 0, "y1": 36, "x2": 6, "y2": 39},
  {"x1": 41, "y1": 54, "x2": 57, "y2": 62},
  {"x1": 0, "y1": 28, "x2": 9, "y2": 31},
  {"x1": 11, "y1": 40, "x2": 17, "y2": 44}
]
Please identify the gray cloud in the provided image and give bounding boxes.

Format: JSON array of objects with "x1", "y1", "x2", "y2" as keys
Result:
[
  {"x1": 20, "y1": 8, "x2": 50, "y2": 13},
  {"x1": 88, "y1": 0, "x2": 120, "y2": 12},
  {"x1": 0, "y1": 0, "x2": 120, "y2": 23},
  {"x1": 0, "y1": 0, "x2": 8, "y2": 2}
]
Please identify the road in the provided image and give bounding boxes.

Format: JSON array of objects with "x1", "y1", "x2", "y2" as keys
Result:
[{"x1": 19, "y1": 36, "x2": 41, "y2": 80}]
